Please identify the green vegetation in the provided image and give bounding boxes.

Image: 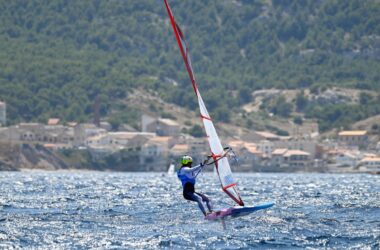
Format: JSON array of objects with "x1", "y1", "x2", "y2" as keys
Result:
[
  {"x1": 58, "y1": 148, "x2": 140, "y2": 171},
  {"x1": 0, "y1": 0, "x2": 379, "y2": 132},
  {"x1": 269, "y1": 96, "x2": 293, "y2": 118},
  {"x1": 189, "y1": 124, "x2": 204, "y2": 138},
  {"x1": 293, "y1": 116, "x2": 303, "y2": 125},
  {"x1": 304, "y1": 95, "x2": 380, "y2": 131}
]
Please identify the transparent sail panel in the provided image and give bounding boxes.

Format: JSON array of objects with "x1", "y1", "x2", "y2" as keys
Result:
[{"x1": 198, "y1": 94, "x2": 244, "y2": 205}]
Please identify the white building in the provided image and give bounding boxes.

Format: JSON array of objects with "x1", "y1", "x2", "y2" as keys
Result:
[
  {"x1": 139, "y1": 136, "x2": 171, "y2": 171},
  {"x1": 274, "y1": 139, "x2": 318, "y2": 159},
  {"x1": 86, "y1": 134, "x2": 111, "y2": 146},
  {"x1": 257, "y1": 140, "x2": 274, "y2": 157},
  {"x1": 270, "y1": 148, "x2": 310, "y2": 168},
  {"x1": 245, "y1": 131, "x2": 281, "y2": 142},
  {"x1": 335, "y1": 151, "x2": 359, "y2": 168},
  {"x1": 358, "y1": 157, "x2": 380, "y2": 172},
  {"x1": 108, "y1": 132, "x2": 155, "y2": 147},
  {"x1": 238, "y1": 143, "x2": 263, "y2": 171},
  {"x1": 18, "y1": 123, "x2": 45, "y2": 141},
  {"x1": 376, "y1": 141, "x2": 380, "y2": 153},
  {"x1": 187, "y1": 138, "x2": 208, "y2": 163},
  {"x1": 73, "y1": 123, "x2": 107, "y2": 147},
  {"x1": 44, "y1": 124, "x2": 74, "y2": 144},
  {"x1": 284, "y1": 150, "x2": 311, "y2": 167},
  {"x1": 170, "y1": 144, "x2": 189, "y2": 162},
  {"x1": 338, "y1": 130, "x2": 368, "y2": 149},
  {"x1": 271, "y1": 148, "x2": 288, "y2": 167},
  {"x1": 145, "y1": 118, "x2": 180, "y2": 136}
]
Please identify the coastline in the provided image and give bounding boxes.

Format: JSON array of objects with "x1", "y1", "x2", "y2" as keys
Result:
[{"x1": 9, "y1": 168, "x2": 378, "y2": 175}]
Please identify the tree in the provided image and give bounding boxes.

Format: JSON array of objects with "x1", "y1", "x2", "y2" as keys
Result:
[
  {"x1": 189, "y1": 125, "x2": 204, "y2": 138},
  {"x1": 212, "y1": 106, "x2": 231, "y2": 123},
  {"x1": 271, "y1": 96, "x2": 293, "y2": 118},
  {"x1": 293, "y1": 116, "x2": 303, "y2": 125},
  {"x1": 295, "y1": 91, "x2": 308, "y2": 111},
  {"x1": 359, "y1": 92, "x2": 372, "y2": 105},
  {"x1": 238, "y1": 87, "x2": 252, "y2": 104},
  {"x1": 296, "y1": 76, "x2": 313, "y2": 88},
  {"x1": 0, "y1": 0, "x2": 378, "y2": 131}
]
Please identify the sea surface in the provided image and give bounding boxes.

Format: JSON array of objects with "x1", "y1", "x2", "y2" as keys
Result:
[{"x1": 0, "y1": 171, "x2": 379, "y2": 249}]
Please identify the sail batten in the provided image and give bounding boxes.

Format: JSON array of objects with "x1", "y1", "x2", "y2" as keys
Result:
[{"x1": 164, "y1": 0, "x2": 244, "y2": 206}]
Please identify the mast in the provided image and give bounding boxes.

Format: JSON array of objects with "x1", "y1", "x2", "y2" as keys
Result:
[{"x1": 164, "y1": 0, "x2": 244, "y2": 206}]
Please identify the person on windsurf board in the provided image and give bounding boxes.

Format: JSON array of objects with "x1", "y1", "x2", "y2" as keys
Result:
[{"x1": 177, "y1": 155, "x2": 213, "y2": 216}]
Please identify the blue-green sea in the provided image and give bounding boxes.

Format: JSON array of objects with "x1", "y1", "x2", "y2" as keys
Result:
[{"x1": 0, "y1": 172, "x2": 379, "y2": 249}]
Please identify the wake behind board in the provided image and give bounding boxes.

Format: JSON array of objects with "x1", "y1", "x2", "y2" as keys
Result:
[{"x1": 205, "y1": 202, "x2": 274, "y2": 220}]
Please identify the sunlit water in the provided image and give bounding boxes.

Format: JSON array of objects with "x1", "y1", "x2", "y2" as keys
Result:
[{"x1": 0, "y1": 171, "x2": 379, "y2": 249}]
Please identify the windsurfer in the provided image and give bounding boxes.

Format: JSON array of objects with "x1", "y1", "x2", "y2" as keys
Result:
[{"x1": 177, "y1": 155, "x2": 213, "y2": 216}]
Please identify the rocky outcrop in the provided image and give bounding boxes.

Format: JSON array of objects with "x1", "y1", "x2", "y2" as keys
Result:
[
  {"x1": 0, "y1": 142, "x2": 68, "y2": 171},
  {"x1": 0, "y1": 142, "x2": 20, "y2": 171}
]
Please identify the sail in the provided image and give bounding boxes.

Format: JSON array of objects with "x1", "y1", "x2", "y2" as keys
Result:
[
  {"x1": 167, "y1": 163, "x2": 175, "y2": 175},
  {"x1": 164, "y1": 0, "x2": 244, "y2": 206}
]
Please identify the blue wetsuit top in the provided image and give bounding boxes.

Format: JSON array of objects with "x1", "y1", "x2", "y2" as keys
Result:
[{"x1": 177, "y1": 164, "x2": 204, "y2": 188}]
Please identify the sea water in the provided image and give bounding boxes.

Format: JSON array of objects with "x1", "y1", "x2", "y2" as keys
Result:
[{"x1": 0, "y1": 171, "x2": 379, "y2": 249}]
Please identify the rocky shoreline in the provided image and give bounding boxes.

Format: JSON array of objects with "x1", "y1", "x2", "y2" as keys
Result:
[
  {"x1": 0, "y1": 142, "x2": 377, "y2": 174},
  {"x1": 0, "y1": 142, "x2": 68, "y2": 171}
]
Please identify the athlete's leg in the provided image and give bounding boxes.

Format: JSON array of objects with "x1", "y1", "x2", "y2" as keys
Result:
[
  {"x1": 196, "y1": 192, "x2": 213, "y2": 212},
  {"x1": 188, "y1": 193, "x2": 207, "y2": 215}
]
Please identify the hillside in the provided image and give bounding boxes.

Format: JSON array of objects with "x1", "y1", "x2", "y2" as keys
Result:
[{"x1": 0, "y1": 0, "x2": 379, "y2": 133}]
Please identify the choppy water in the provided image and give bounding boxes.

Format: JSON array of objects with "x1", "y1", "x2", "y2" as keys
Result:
[{"x1": 0, "y1": 171, "x2": 379, "y2": 249}]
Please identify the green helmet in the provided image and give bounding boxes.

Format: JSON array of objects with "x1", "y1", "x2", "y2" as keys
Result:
[{"x1": 180, "y1": 155, "x2": 193, "y2": 165}]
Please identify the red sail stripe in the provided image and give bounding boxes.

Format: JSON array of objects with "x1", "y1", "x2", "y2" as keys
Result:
[
  {"x1": 223, "y1": 183, "x2": 237, "y2": 190},
  {"x1": 200, "y1": 115, "x2": 212, "y2": 121}
]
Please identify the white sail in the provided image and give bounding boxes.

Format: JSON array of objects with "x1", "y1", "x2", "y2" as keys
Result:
[
  {"x1": 196, "y1": 89, "x2": 244, "y2": 205},
  {"x1": 164, "y1": 0, "x2": 244, "y2": 206},
  {"x1": 167, "y1": 163, "x2": 175, "y2": 175}
]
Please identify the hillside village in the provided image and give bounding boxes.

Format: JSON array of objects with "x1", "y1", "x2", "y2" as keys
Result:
[
  {"x1": 0, "y1": 99, "x2": 379, "y2": 174},
  {"x1": 0, "y1": 0, "x2": 379, "y2": 174}
]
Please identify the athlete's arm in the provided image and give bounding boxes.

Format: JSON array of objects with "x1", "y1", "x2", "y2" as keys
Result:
[{"x1": 180, "y1": 164, "x2": 204, "y2": 174}]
